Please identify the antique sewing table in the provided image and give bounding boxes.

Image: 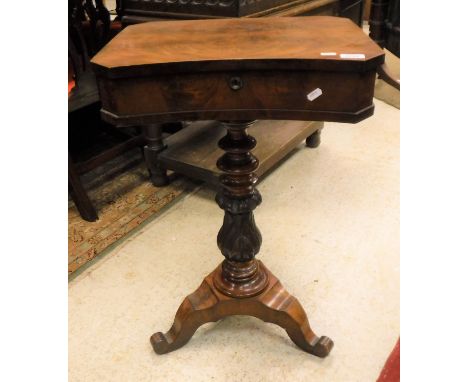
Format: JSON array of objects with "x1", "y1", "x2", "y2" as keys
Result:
[{"x1": 92, "y1": 16, "x2": 384, "y2": 357}]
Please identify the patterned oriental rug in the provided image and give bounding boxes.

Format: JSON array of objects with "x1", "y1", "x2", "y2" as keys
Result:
[{"x1": 68, "y1": 149, "x2": 197, "y2": 276}]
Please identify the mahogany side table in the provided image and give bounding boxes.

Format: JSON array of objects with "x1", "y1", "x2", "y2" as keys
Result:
[{"x1": 92, "y1": 16, "x2": 384, "y2": 358}]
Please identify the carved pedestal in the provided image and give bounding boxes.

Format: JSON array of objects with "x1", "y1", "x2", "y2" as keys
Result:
[{"x1": 150, "y1": 121, "x2": 333, "y2": 357}]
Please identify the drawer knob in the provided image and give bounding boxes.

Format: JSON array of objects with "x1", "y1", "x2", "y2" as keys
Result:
[{"x1": 229, "y1": 76, "x2": 243, "y2": 91}]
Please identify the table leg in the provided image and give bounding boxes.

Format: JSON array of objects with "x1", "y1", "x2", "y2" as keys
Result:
[
  {"x1": 306, "y1": 126, "x2": 323, "y2": 148},
  {"x1": 143, "y1": 123, "x2": 169, "y2": 186},
  {"x1": 150, "y1": 120, "x2": 333, "y2": 357},
  {"x1": 68, "y1": 152, "x2": 98, "y2": 222}
]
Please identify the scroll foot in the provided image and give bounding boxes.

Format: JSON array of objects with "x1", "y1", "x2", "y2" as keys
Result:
[
  {"x1": 255, "y1": 265, "x2": 333, "y2": 357},
  {"x1": 150, "y1": 279, "x2": 220, "y2": 354}
]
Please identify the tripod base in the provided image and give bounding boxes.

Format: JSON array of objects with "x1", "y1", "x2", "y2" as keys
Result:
[{"x1": 150, "y1": 260, "x2": 333, "y2": 357}]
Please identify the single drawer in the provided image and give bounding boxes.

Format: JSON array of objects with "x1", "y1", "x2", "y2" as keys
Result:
[{"x1": 97, "y1": 68, "x2": 377, "y2": 125}]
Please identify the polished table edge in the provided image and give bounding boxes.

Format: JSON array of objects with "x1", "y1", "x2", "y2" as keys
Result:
[
  {"x1": 100, "y1": 104, "x2": 375, "y2": 126},
  {"x1": 91, "y1": 56, "x2": 385, "y2": 79}
]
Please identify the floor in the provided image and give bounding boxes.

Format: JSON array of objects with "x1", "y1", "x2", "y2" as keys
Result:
[
  {"x1": 69, "y1": 97, "x2": 399, "y2": 381},
  {"x1": 374, "y1": 49, "x2": 400, "y2": 109},
  {"x1": 68, "y1": 148, "x2": 197, "y2": 276}
]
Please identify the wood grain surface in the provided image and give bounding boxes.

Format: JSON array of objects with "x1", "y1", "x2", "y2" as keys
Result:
[
  {"x1": 92, "y1": 16, "x2": 384, "y2": 77},
  {"x1": 151, "y1": 260, "x2": 333, "y2": 357},
  {"x1": 93, "y1": 16, "x2": 383, "y2": 125}
]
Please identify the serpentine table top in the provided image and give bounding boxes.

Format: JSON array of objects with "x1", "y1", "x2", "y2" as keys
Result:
[{"x1": 92, "y1": 16, "x2": 384, "y2": 125}]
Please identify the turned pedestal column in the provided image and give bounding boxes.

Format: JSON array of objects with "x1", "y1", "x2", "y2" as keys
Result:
[{"x1": 150, "y1": 121, "x2": 333, "y2": 357}]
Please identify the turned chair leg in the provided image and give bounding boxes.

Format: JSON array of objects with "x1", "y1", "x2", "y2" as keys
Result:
[
  {"x1": 143, "y1": 124, "x2": 169, "y2": 187},
  {"x1": 68, "y1": 153, "x2": 98, "y2": 222},
  {"x1": 377, "y1": 63, "x2": 400, "y2": 90}
]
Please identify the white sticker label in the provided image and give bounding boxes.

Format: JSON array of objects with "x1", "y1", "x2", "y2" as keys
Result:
[
  {"x1": 340, "y1": 53, "x2": 366, "y2": 59},
  {"x1": 320, "y1": 52, "x2": 337, "y2": 56},
  {"x1": 307, "y1": 88, "x2": 323, "y2": 102}
]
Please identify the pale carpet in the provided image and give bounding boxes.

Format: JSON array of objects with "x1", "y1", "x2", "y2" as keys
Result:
[{"x1": 69, "y1": 98, "x2": 399, "y2": 382}]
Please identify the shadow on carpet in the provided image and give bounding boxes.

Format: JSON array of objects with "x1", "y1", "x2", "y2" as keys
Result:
[{"x1": 68, "y1": 149, "x2": 197, "y2": 276}]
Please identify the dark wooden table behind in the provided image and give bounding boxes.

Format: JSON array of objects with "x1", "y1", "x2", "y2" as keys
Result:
[{"x1": 116, "y1": 0, "x2": 364, "y2": 26}]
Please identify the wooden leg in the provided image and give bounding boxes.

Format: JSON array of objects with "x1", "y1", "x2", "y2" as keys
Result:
[
  {"x1": 68, "y1": 152, "x2": 98, "y2": 222},
  {"x1": 143, "y1": 124, "x2": 169, "y2": 187},
  {"x1": 151, "y1": 261, "x2": 332, "y2": 357},
  {"x1": 151, "y1": 121, "x2": 333, "y2": 357},
  {"x1": 377, "y1": 63, "x2": 400, "y2": 91},
  {"x1": 306, "y1": 127, "x2": 322, "y2": 148}
]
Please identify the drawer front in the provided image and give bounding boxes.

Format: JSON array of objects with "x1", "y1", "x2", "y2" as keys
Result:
[{"x1": 98, "y1": 69, "x2": 376, "y2": 125}]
